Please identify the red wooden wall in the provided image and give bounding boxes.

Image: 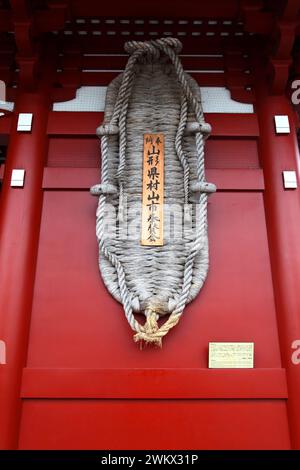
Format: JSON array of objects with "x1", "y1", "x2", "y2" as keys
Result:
[
  {"x1": 10, "y1": 108, "x2": 293, "y2": 449},
  {"x1": 1, "y1": 18, "x2": 300, "y2": 448}
]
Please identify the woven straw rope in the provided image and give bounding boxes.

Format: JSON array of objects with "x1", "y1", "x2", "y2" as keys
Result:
[{"x1": 91, "y1": 38, "x2": 216, "y2": 346}]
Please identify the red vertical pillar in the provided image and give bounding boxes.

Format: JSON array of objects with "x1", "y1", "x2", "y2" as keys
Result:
[
  {"x1": 256, "y1": 86, "x2": 300, "y2": 448},
  {"x1": 0, "y1": 82, "x2": 50, "y2": 448}
]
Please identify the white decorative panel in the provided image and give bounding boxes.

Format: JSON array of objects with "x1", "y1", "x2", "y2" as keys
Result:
[
  {"x1": 53, "y1": 86, "x2": 254, "y2": 114},
  {"x1": 11, "y1": 169, "x2": 25, "y2": 187},
  {"x1": 274, "y1": 115, "x2": 290, "y2": 134},
  {"x1": 200, "y1": 87, "x2": 254, "y2": 113},
  {"x1": 53, "y1": 87, "x2": 107, "y2": 112},
  {"x1": 17, "y1": 113, "x2": 33, "y2": 131},
  {"x1": 0, "y1": 100, "x2": 14, "y2": 112},
  {"x1": 283, "y1": 171, "x2": 297, "y2": 189}
]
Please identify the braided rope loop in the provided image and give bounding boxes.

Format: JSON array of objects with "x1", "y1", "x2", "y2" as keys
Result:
[{"x1": 92, "y1": 38, "x2": 215, "y2": 346}]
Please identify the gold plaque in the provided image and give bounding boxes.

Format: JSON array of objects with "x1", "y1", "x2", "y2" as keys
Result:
[
  {"x1": 208, "y1": 342, "x2": 254, "y2": 369},
  {"x1": 141, "y1": 133, "x2": 164, "y2": 246}
]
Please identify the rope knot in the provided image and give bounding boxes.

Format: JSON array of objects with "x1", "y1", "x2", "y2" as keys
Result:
[
  {"x1": 90, "y1": 183, "x2": 118, "y2": 196},
  {"x1": 124, "y1": 40, "x2": 160, "y2": 60},
  {"x1": 133, "y1": 303, "x2": 181, "y2": 348},
  {"x1": 190, "y1": 181, "x2": 217, "y2": 194},
  {"x1": 96, "y1": 123, "x2": 119, "y2": 137},
  {"x1": 185, "y1": 121, "x2": 212, "y2": 139},
  {"x1": 134, "y1": 309, "x2": 162, "y2": 347},
  {"x1": 199, "y1": 122, "x2": 212, "y2": 137},
  {"x1": 151, "y1": 37, "x2": 182, "y2": 54},
  {"x1": 124, "y1": 38, "x2": 182, "y2": 61}
]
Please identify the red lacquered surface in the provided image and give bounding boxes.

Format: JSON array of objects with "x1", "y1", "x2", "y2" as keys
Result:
[
  {"x1": 19, "y1": 400, "x2": 290, "y2": 450},
  {"x1": 255, "y1": 89, "x2": 300, "y2": 449},
  {"x1": 0, "y1": 89, "x2": 51, "y2": 449},
  {"x1": 1, "y1": 2, "x2": 300, "y2": 447},
  {"x1": 18, "y1": 130, "x2": 289, "y2": 447}
]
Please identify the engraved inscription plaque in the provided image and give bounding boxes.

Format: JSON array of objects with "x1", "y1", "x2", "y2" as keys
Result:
[
  {"x1": 208, "y1": 342, "x2": 254, "y2": 369},
  {"x1": 141, "y1": 133, "x2": 164, "y2": 246}
]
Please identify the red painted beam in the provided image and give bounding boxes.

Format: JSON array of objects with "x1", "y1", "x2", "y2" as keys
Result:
[
  {"x1": 47, "y1": 112, "x2": 259, "y2": 137},
  {"x1": 283, "y1": 0, "x2": 300, "y2": 20},
  {"x1": 18, "y1": 400, "x2": 291, "y2": 450},
  {"x1": 0, "y1": 11, "x2": 14, "y2": 31},
  {"x1": 55, "y1": 21, "x2": 246, "y2": 40},
  {"x1": 42, "y1": 167, "x2": 264, "y2": 191},
  {"x1": 0, "y1": 164, "x2": 5, "y2": 180},
  {"x1": 35, "y1": 5, "x2": 69, "y2": 32},
  {"x1": 0, "y1": 115, "x2": 12, "y2": 134},
  {"x1": 255, "y1": 82, "x2": 300, "y2": 449},
  {"x1": 0, "y1": 38, "x2": 15, "y2": 54},
  {"x1": 66, "y1": 55, "x2": 227, "y2": 70},
  {"x1": 21, "y1": 368, "x2": 287, "y2": 399},
  {"x1": 0, "y1": 59, "x2": 53, "y2": 450},
  {"x1": 60, "y1": 36, "x2": 252, "y2": 55},
  {"x1": 70, "y1": 0, "x2": 239, "y2": 18}
]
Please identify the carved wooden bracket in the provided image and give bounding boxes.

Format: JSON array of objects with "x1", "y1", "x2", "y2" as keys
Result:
[
  {"x1": 240, "y1": 0, "x2": 299, "y2": 95},
  {"x1": 8, "y1": 0, "x2": 70, "y2": 91}
]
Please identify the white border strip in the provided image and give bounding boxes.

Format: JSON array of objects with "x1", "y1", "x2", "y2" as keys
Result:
[{"x1": 53, "y1": 86, "x2": 254, "y2": 113}]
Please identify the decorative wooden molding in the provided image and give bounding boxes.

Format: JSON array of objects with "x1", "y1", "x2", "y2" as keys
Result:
[
  {"x1": 0, "y1": 1, "x2": 298, "y2": 100},
  {"x1": 240, "y1": 0, "x2": 300, "y2": 95},
  {"x1": 21, "y1": 368, "x2": 287, "y2": 399}
]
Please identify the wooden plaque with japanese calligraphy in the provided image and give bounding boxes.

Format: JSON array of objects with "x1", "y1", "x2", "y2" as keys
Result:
[{"x1": 141, "y1": 134, "x2": 164, "y2": 246}]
